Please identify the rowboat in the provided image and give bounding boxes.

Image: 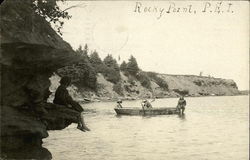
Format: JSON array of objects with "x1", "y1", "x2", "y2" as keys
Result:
[{"x1": 114, "y1": 107, "x2": 179, "y2": 115}]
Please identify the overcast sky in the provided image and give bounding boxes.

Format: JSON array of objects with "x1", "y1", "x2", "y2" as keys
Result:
[{"x1": 58, "y1": 1, "x2": 249, "y2": 90}]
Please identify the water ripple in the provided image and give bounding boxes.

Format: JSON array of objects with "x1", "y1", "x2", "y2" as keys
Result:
[{"x1": 44, "y1": 96, "x2": 249, "y2": 160}]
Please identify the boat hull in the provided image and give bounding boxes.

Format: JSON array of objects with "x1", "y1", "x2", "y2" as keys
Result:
[{"x1": 114, "y1": 107, "x2": 179, "y2": 115}]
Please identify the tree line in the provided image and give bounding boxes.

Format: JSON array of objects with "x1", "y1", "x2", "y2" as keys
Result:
[{"x1": 57, "y1": 44, "x2": 168, "y2": 94}]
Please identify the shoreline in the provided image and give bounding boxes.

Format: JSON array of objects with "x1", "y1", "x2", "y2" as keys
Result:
[{"x1": 81, "y1": 93, "x2": 249, "y2": 104}]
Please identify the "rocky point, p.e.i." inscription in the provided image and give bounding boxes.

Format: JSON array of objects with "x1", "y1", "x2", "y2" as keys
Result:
[{"x1": 134, "y1": 1, "x2": 234, "y2": 19}]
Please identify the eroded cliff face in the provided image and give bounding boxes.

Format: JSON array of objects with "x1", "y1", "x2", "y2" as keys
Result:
[
  {"x1": 95, "y1": 73, "x2": 239, "y2": 99},
  {"x1": 52, "y1": 72, "x2": 240, "y2": 102},
  {"x1": 1, "y1": 1, "x2": 80, "y2": 159},
  {"x1": 159, "y1": 74, "x2": 239, "y2": 97}
]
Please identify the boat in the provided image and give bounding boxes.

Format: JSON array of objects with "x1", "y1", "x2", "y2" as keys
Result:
[{"x1": 114, "y1": 107, "x2": 179, "y2": 115}]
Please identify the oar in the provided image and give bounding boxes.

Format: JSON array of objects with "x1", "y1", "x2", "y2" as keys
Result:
[
  {"x1": 141, "y1": 102, "x2": 145, "y2": 115},
  {"x1": 151, "y1": 91, "x2": 156, "y2": 104},
  {"x1": 151, "y1": 98, "x2": 156, "y2": 103}
]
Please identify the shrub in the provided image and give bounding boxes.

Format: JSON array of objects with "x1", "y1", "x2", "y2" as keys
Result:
[
  {"x1": 123, "y1": 71, "x2": 130, "y2": 77},
  {"x1": 147, "y1": 72, "x2": 168, "y2": 90},
  {"x1": 173, "y1": 89, "x2": 189, "y2": 96},
  {"x1": 102, "y1": 66, "x2": 120, "y2": 84},
  {"x1": 113, "y1": 83, "x2": 124, "y2": 95},
  {"x1": 193, "y1": 80, "x2": 202, "y2": 86},
  {"x1": 136, "y1": 72, "x2": 151, "y2": 89},
  {"x1": 124, "y1": 85, "x2": 131, "y2": 92},
  {"x1": 127, "y1": 76, "x2": 136, "y2": 86}
]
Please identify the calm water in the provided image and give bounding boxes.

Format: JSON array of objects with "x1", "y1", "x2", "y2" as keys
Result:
[{"x1": 43, "y1": 96, "x2": 249, "y2": 160}]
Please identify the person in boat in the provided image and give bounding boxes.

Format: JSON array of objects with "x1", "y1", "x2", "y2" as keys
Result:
[
  {"x1": 141, "y1": 99, "x2": 155, "y2": 109},
  {"x1": 116, "y1": 99, "x2": 123, "y2": 108},
  {"x1": 177, "y1": 96, "x2": 186, "y2": 115},
  {"x1": 53, "y1": 76, "x2": 90, "y2": 132}
]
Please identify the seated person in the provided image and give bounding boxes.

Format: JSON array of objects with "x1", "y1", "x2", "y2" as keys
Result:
[
  {"x1": 141, "y1": 99, "x2": 154, "y2": 109},
  {"x1": 53, "y1": 76, "x2": 90, "y2": 132},
  {"x1": 116, "y1": 99, "x2": 123, "y2": 108}
]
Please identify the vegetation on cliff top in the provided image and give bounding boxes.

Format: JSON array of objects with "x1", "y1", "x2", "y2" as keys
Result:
[
  {"x1": 31, "y1": 0, "x2": 71, "y2": 35},
  {"x1": 56, "y1": 44, "x2": 169, "y2": 95}
]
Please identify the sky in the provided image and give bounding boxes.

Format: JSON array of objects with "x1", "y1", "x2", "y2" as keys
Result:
[{"x1": 58, "y1": 1, "x2": 249, "y2": 90}]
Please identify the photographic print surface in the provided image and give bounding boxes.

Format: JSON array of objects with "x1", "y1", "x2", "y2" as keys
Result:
[{"x1": 0, "y1": 0, "x2": 249, "y2": 160}]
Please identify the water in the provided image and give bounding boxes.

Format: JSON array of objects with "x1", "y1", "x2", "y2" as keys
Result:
[{"x1": 43, "y1": 96, "x2": 249, "y2": 160}]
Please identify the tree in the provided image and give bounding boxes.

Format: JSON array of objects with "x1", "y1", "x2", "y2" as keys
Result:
[
  {"x1": 57, "y1": 61, "x2": 97, "y2": 90},
  {"x1": 83, "y1": 44, "x2": 89, "y2": 57},
  {"x1": 76, "y1": 45, "x2": 83, "y2": 54},
  {"x1": 31, "y1": 0, "x2": 72, "y2": 35},
  {"x1": 89, "y1": 51, "x2": 102, "y2": 65},
  {"x1": 103, "y1": 54, "x2": 114, "y2": 67},
  {"x1": 59, "y1": 45, "x2": 97, "y2": 90},
  {"x1": 103, "y1": 54, "x2": 119, "y2": 72},
  {"x1": 126, "y1": 55, "x2": 139, "y2": 76},
  {"x1": 75, "y1": 62, "x2": 97, "y2": 90},
  {"x1": 120, "y1": 61, "x2": 127, "y2": 71},
  {"x1": 89, "y1": 51, "x2": 105, "y2": 73},
  {"x1": 103, "y1": 54, "x2": 120, "y2": 83},
  {"x1": 76, "y1": 45, "x2": 89, "y2": 60}
]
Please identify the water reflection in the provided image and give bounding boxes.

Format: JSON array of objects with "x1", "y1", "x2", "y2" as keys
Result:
[
  {"x1": 141, "y1": 115, "x2": 154, "y2": 119},
  {"x1": 115, "y1": 115, "x2": 122, "y2": 118},
  {"x1": 178, "y1": 113, "x2": 186, "y2": 120}
]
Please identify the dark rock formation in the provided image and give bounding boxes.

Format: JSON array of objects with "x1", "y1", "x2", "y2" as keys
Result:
[
  {"x1": 1, "y1": 105, "x2": 50, "y2": 159},
  {"x1": 1, "y1": 1, "x2": 81, "y2": 159},
  {"x1": 43, "y1": 103, "x2": 78, "y2": 130}
]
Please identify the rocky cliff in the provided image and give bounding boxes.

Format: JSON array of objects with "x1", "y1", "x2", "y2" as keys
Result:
[
  {"x1": 49, "y1": 72, "x2": 240, "y2": 102},
  {"x1": 159, "y1": 74, "x2": 239, "y2": 97},
  {"x1": 95, "y1": 73, "x2": 239, "y2": 100},
  {"x1": 1, "y1": 1, "x2": 80, "y2": 159}
]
